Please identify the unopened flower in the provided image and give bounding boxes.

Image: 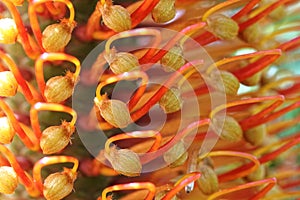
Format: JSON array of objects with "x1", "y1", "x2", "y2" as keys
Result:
[
  {"x1": 161, "y1": 45, "x2": 185, "y2": 72},
  {"x1": 44, "y1": 71, "x2": 76, "y2": 103},
  {"x1": 246, "y1": 164, "x2": 266, "y2": 181},
  {"x1": 0, "y1": 117, "x2": 15, "y2": 144},
  {"x1": 197, "y1": 164, "x2": 219, "y2": 195},
  {"x1": 210, "y1": 71, "x2": 240, "y2": 96},
  {"x1": 105, "y1": 50, "x2": 139, "y2": 74},
  {"x1": 159, "y1": 87, "x2": 182, "y2": 114},
  {"x1": 243, "y1": 124, "x2": 266, "y2": 146},
  {"x1": 212, "y1": 115, "x2": 243, "y2": 142},
  {"x1": 207, "y1": 14, "x2": 239, "y2": 40},
  {"x1": 0, "y1": 18, "x2": 18, "y2": 44},
  {"x1": 99, "y1": 2, "x2": 131, "y2": 32},
  {"x1": 0, "y1": 166, "x2": 18, "y2": 194},
  {"x1": 43, "y1": 168, "x2": 77, "y2": 200},
  {"x1": 104, "y1": 146, "x2": 142, "y2": 177},
  {"x1": 95, "y1": 98, "x2": 132, "y2": 128},
  {"x1": 42, "y1": 19, "x2": 77, "y2": 52},
  {"x1": 40, "y1": 121, "x2": 75, "y2": 154},
  {"x1": 0, "y1": 71, "x2": 18, "y2": 97},
  {"x1": 152, "y1": 0, "x2": 176, "y2": 23},
  {"x1": 163, "y1": 140, "x2": 187, "y2": 167}
]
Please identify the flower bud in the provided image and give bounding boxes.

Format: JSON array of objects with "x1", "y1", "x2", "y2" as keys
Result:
[
  {"x1": 155, "y1": 191, "x2": 178, "y2": 200},
  {"x1": 0, "y1": 166, "x2": 18, "y2": 194},
  {"x1": 161, "y1": 45, "x2": 185, "y2": 72},
  {"x1": 246, "y1": 164, "x2": 266, "y2": 181},
  {"x1": 196, "y1": 165, "x2": 219, "y2": 195},
  {"x1": 0, "y1": 117, "x2": 15, "y2": 144},
  {"x1": 44, "y1": 71, "x2": 75, "y2": 103},
  {"x1": 210, "y1": 71, "x2": 240, "y2": 96},
  {"x1": 159, "y1": 87, "x2": 182, "y2": 114},
  {"x1": 95, "y1": 98, "x2": 131, "y2": 128},
  {"x1": 43, "y1": 168, "x2": 77, "y2": 200},
  {"x1": 42, "y1": 19, "x2": 77, "y2": 52},
  {"x1": 244, "y1": 124, "x2": 266, "y2": 146},
  {"x1": 163, "y1": 140, "x2": 187, "y2": 167},
  {"x1": 207, "y1": 14, "x2": 239, "y2": 40},
  {"x1": 241, "y1": 72, "x2": 262, "y2": 86},
  {"x1": 152, "y1": 0, "x2": 176, "y2": 23},
  {"x1": 106, "y1": 52, "x2": 139, "y2": 74},
  {"x1": 212, "y1": 115, "x2": 243, "y2": 142},
  {"x1": 0, "y1": 71, "x2": 18, "y2": 97},
  {"x1": 104, "y1": 146, "x2": 142, "y2": 177},
  {"x1": 0, "y1": 18, "x2": 18, "y2": 44},
  {"x1": 40, "y1": 121, "x2": 75, "y2": 154},
  {"x1": 99, "y1": 3, "x2": 131, "y2": 32},
  {"x1": 242, "y1": 24, "x2": 262, "y2": 44}
]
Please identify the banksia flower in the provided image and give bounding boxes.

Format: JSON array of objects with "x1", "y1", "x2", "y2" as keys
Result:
[
  {"x1": 95, "y1": 98, "x2": 131, "y2": 128},
  {"x1": 0, "y1": 71, "x2": 18, "y2": 97},
  {"x1": 152, "y1": 0, "x2": 176, "y2": 23},
  {"x1": 210, "y1": 71, "x2": 240, "y2": 96},
  {"x1": 44, "y1": 71, "x2": 76, "y2": 103},
  {"x1": 40, "y1": 121, "x2": 75, "y2": 154},
  {"x1": 98, "y1": 1, "x2": 131, "y2": 32},
  {"x1": 0, "y1": 166, "x2": 18, "y2": 194},
  {"x1": 105, "y1": 51, "x2": 139, "y2": 74},
  {"x1": 104, "y1": 146, "x2": 142, "y2": 177},
  {"x1": 159, "y1": 87, "x2": 182, "y2": 113},
  {"x1": 0, "y1": 18, "x2": 18, "y2": 44},
  {"x1": 163, "y1": 140, "x2": 187, "y2": 167},
  {"x1": 161, "y1": 45, "x2": 185, "y2": 72},
  {"x1": 42, "y1": 19, "x2": 77, "y2": 52},
  {"x1": 212, "y1": 115, "x2": 243, "y2": 142},
  {"x1": 0, "y1": 117, "x2": 15, "y2": 144},
  {"x1": 243, "y1": 124, "x2": 266, "y2": 146},
  {"x1": 43, "y1": 168, "x2": 77, "y2": 200},
  {"x1": 207, "y1": 14, "x2": 239, "y2": 40},
  {"x1": 196, "y1": 164, "x2": 219, "y2": 195}
]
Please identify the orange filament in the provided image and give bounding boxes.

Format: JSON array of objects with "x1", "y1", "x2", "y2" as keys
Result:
[
  {"x1": 101, "y1": 182, "x2": 156, "y2": 200},
  {"x1": 35, "y1": 52, "x2": 81, "y2": 99},
  {"x1": 32, "y1": 156, "x2": 78, "y2": 192},
  {"x1": 30, "y1": 102, "x2": 77, "y2": 139},
  {"x1": 105, "y1": 130, "x2": 162, "y2": 154}
]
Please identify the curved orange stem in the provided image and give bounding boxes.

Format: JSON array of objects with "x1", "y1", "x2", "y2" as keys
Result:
[{"x1": 30, "y1": 102, "x2": 77, "y2": 139}]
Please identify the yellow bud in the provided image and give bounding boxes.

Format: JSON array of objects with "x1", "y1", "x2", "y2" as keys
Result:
[
  {"x1": 207, "y1": 14, "x2": 239, "y2": 40},
  {"x1": 155, "y1": 191, "x2": 178, "y2": 200},
  {"x1": 43, "y1": 168, "x2": 77, "y2": 200},
  {"x1": 210, "y1": 71, "x2": 240, "y2": 96},
  {"x1": 99, "y1": 3, "x2": 131, "y2": 32},
  {"x1": 0, "y1": 117, "x2": 15, "y2": 144},
  {"x1": 11, "y1": 0, "x2": 24, "y2": 6},
  {"x1": 159, "y1": 87, "x2": 182, "y2": 114},
  {"x1": 261, "y1": 0, "x2": 285, "y2": 20},
  {"x1": 44, "y1": 71, "x2": 75, "y2": 103},
  {"x1": 212, "y1": 115, "x2": 243, "y2": 142},
  {"x1": 0, "y1": 166, "x2": 18, "y2": 194},
  {"x1": 104, "y1": 147, "x2": 142, "y2": 177},
  {"x1": 0, "y1": 18, "x2": 18, "y2": 44},
  {"x1": 96, "y1": 99, "x2": 131, "y2": 128},
  {"x1": 197, "y1": 165, "x2": 219, "y2": 195},
  {"x1": 0, "y1": 71, "x2": 18, "y2": 97},
  {"x1": 161, "y1": 45, "x2": 185, "y2": 72},
  {"x1": 246, "y1": 164, "x2": 266, "y2": 181},
  {"x1": 152, "y1": 0, "x2": 176, "y2": 23},
  {"x1": 241, "y1": 72, "x2": 262, "y2": 86},
  {"x1": 40, "y1": 122, "x2": 75, "y2": 154},
  {"x1": 163, "y1": 140, "x2": 187, "y2": 167},
  {"x1": 244, "y1": 124, "x2": 266, "y2": 146},
  {"x1": 242, "y1": 24, "x2": 262, "y2": 44},
  {"x1": 42, "y1": 19, "x2": 77, "y2": 52},
  {"x1": 107, "y1": 52, "x2": 139, "y2": 74}
]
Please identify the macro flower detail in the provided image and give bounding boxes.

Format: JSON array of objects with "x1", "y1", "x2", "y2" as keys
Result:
[
  {"x1": 0, "y1": 166, "x2": 18, "y2": 194},
  {"x1": 0, "y1": 0, "x2": 299, "y2": 199},
  {"x1": 0, "y1": 18, "x2": 18, "y2": 44}
]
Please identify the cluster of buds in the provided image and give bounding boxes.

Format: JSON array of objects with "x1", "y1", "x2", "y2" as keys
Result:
[{"x1": 0, "y1": 0, "x2": 300, "y2": 200}]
